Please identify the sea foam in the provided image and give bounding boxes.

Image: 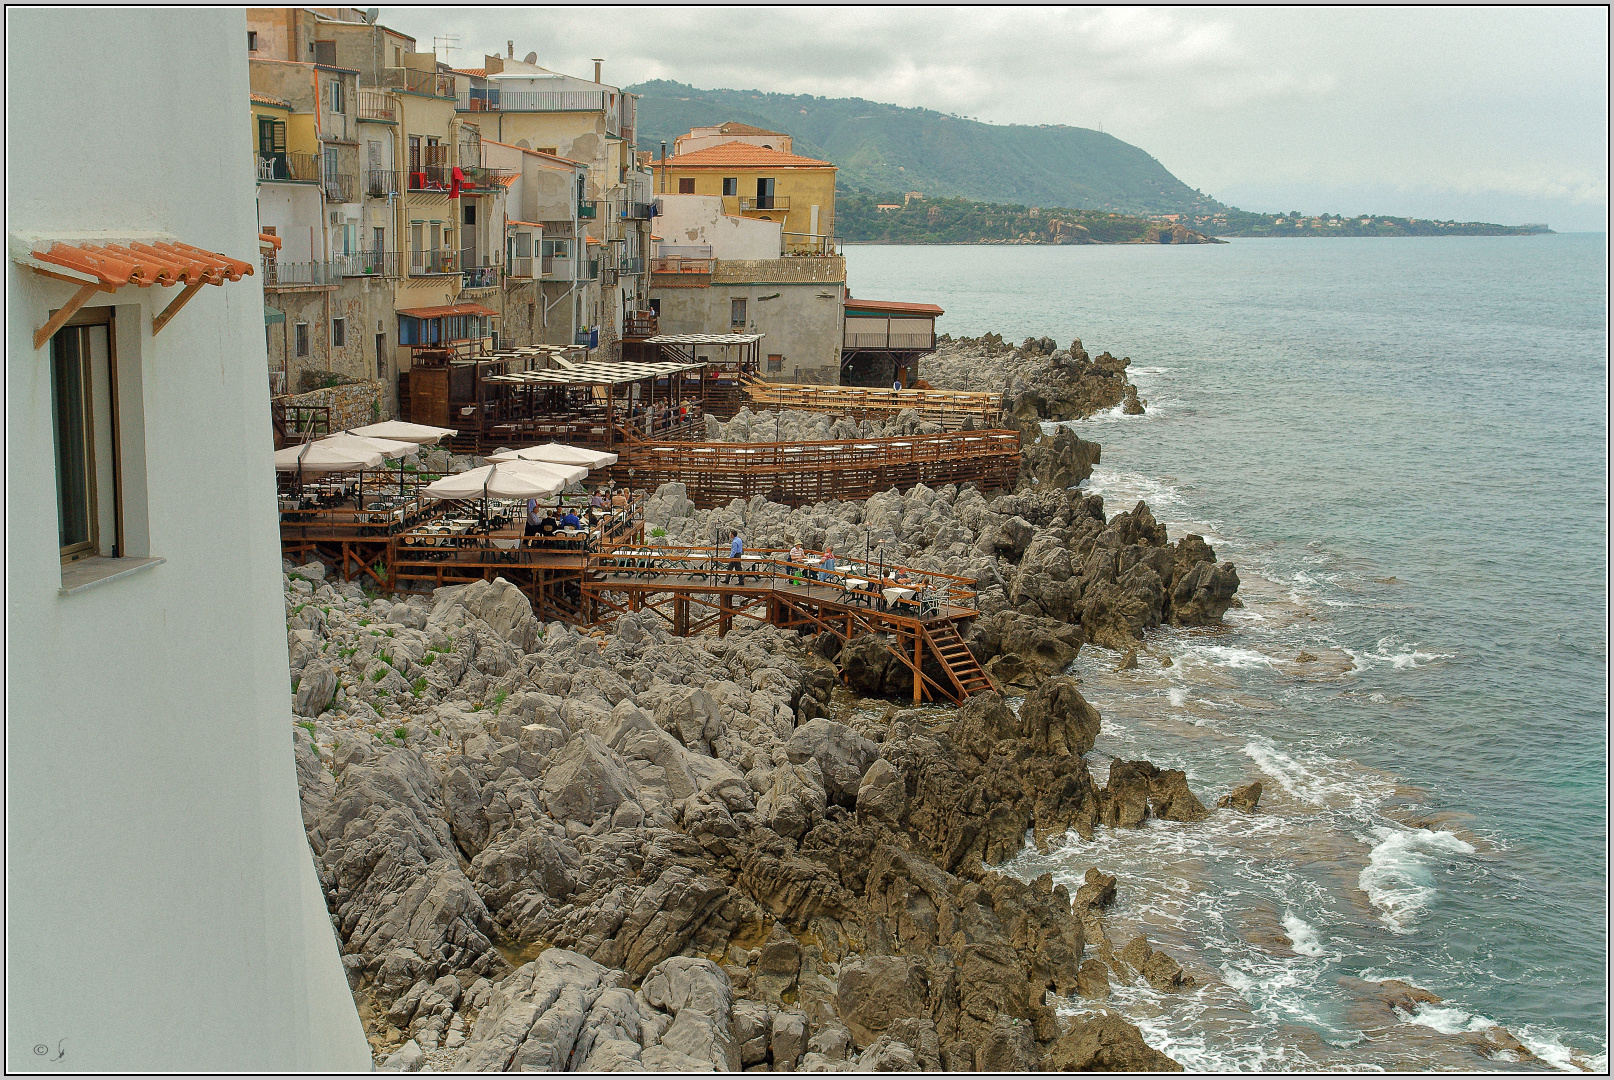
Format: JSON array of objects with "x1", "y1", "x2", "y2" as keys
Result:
[{"x1": 1358, "y1": 826, "x2": 1475, "y2": 933}]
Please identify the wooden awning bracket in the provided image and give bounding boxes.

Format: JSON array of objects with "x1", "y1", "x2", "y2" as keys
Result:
[
  {"x1": 33, "y1": 280, "x2": 108, "y2": 350},
  {"x1": 151, "y1": 280, "x2": 205, "y2": 336}
]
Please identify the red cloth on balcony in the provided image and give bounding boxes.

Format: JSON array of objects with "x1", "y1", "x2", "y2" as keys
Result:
[{"x1": 450, "y1": 166, "x2": 464, "y2": 199}]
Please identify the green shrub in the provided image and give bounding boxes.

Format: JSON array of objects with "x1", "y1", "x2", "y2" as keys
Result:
[
  {"x1": 394, "y1": 726, "x2": 409, "y2": 741},
  {"x1": 412, "y1": 677, "x2": 428, "y2": 696},
  {"x1": 491, "y1": 689, "x2": 508, "y2": 713}
]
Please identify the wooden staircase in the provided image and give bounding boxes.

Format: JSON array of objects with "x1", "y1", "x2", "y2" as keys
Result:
[{"x1": 923, "y1": 620, "x2": 996, "y2": 701}]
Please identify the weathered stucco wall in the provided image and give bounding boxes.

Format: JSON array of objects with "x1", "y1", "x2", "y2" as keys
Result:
[
  {"x1": 652, "y1": 272, "x2": 845, "y2": 383},
  {"x1": 654, "y1": 194, "x2": 781, "y2": 260}
]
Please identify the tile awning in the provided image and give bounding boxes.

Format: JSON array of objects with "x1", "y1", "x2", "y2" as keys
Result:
[
  {"x1": 14, "y1": 235, "x2": 255, "y2": 348},
  {"x1": 484, "y1": 359, "x2": 708, "y2": 387},
  {"x1": 396, "y1": 302, "x2": 499, "y2": 319}
]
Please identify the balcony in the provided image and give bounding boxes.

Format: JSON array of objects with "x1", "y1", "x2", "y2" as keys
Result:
[
  {"x1": 508, "y1": 256, "x2": 535, "y2": 279},
  {"x1": 409, "y1": 249, "x2": 459, "y2": 275},
  {"x1": 332, "y1": 250, "x2": 400, "y2": 278},
  {"x1": 357, "y1": 90, "x2": 395, "y2": 122},
  {"x1": 457, "y1": 88, "x2": 607, "y2": 113},
  {"x1": 256, "y1": 151, "x2": 319, "y2": 182},
  {"x1": 577, "y1": 201, "x2": 599, "y2": 220},
  {"x1": 322, "y1": 172, "x2": 356, "y2": 204},
  {"x1": 650, "y1": 256, "x2": 715, "y2": 274},
  {"x1": 738, "y1": 195, "x2": 790, "y2": 213},
  {"x1": 460, "y1": 265, "x2": 500, "y2": 290},
  {"x1": 623, "y1": 312, "x2": 657, "y2": 338},
  {"x1": 624, "y1": 201, "x2": 654, "y2": 220},
  {"x1": 366, "y1": 168, "x2": 398, "y2": 197},
  {"x1": 582, "y1": 259, "x2": 600, "y2": 281},
  {"x1": 261, "y1": 259, "x2": 338, "y2": 287},
  {"x1": 539, "y1": 256, "x2": 573, "y2": 279},
  {"x1": 844, "y1": 330, "x2": 937, "y2": 351},
  {"x1": 618, "y1": 256, "x2": 645, "y2": 275},
  {"x1": 381, "y1": 66, "x2": 456, "y2": 100},
  {"x1": 460, "y1": 165, "x2": 518, "y2": 193},
  {"x1": 783, "y1": 232, "x2": 842, "y2": 257}
]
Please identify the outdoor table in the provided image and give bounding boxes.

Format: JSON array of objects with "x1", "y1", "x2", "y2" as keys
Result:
[
  {"x1": 843, "y1": 577, "x2": 871, "y2": 604},
  {"x1": 882, "y1": 586, "x2": 918, "y2": 612}
]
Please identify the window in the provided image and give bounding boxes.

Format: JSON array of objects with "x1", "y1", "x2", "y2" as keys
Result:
[
  {"x1": 332, "y1": 318, "x2": 346, "y2": 348},
  {"x1": 463, "y1": 203, "x2": 476, "y2": 226},
  {"x1": 767, "y1": 353, "x2": 783, "y2": 373},
  {"x1": 722, "y1": 177, "x2": 737, "y2": 196},
  {"x1": 648, "y1": 298, "x2": 660, "y2": 316},
  {"x1": 376, "y1": 334, "x2": 386, "y2": 378},
  {"x1": 52, "y1": 316, "x2": 116, "y2": 560},
  {"x1": 394, "y1": 46, "x2": 401, "y2": 66},
  {"x1": 372, "y1": 226, "x2": 385, "y2": 253},
  {"x1": 325, "y1": 77, "x2": 345, "y2": 114},
  {"x1": 247, "y1": 30, "x2": 257, "y2": 51},
  {"x1": 678, "y1": 177, "x2": 695, "y2": 194},
  {"x1": 756, "y1": 177, "x2": 775, "y2": 209},
  {"x1": 295, "y1": 323, "x2": 310, "y2": 357},
  {"x1": 730, "y1": 298, "x2": 747, "y2": 327}
]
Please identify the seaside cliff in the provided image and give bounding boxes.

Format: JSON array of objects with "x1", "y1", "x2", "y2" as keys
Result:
[{"x1": 284, "y1": 336, "x2": 1245, "y2": 1071}]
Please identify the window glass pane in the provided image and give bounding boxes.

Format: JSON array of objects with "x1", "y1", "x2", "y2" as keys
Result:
[{"x1": 51, "y1": 327, "x2": 92, "y2": 552}]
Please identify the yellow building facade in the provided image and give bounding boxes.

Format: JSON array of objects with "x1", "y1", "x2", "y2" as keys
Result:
[{"x1": 654, "y1": 142, "x2": 837, "y2": 254}]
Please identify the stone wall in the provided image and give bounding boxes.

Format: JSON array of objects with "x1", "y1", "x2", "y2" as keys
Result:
[{"x1": 279, "y1": 380, "x2": 387, "y2": 431}]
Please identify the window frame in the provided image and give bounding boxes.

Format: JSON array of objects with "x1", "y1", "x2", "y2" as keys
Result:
[
  {"x1": 722, "y1": 177, "x2": 737, "y2": 197},
  {"x1": 295, "y1": 322, "x2": 310, "y2": 357},
  {"x1": 678, "y1": 177, "x2": 695, "y2": 195},
  {"x1": 51, "y1": 307, "x2": 120, "y2": 563},
  {"x1": 730, "y1": 297, "x2": 747, "y2": 328},
  {"x1": 332, "y1": 317, "x2": 346, "y2": 348}
]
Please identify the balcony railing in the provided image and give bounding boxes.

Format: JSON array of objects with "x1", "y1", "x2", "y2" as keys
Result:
[
  {"x1": 460, "y1": 165, "x2": 518, "y2": 192},
  {"x1": 739, "y1": 195, "x2": 790, "y2": 213},
  {"x1": 381, "y1": 66, "x2": 456, "y2": 99},
  {"x1": 409, "y1": 250, "x2": 459, "y2": 275},
  {"x1": 461, "y1": 265, "x2": 499, "y2": 289},
  {"x1": 332, "y1": 250, "x2": 400, "y2": 278},
  {"x1": 618, "y1": 256, "x2": 645, "y2": 275},
  {"x1": 256, "y1": 151, "x2": 320, "y2": 182},
  {"x1": 844, "y1": 331, "x2": 937, "y2": 351},
  {"x1": 357, "y1": 90, "x2": 394, "y2": 122},
  {"x1": 322, "y1": 172, "x2": 356, "y2": 203},
  {"x1": 625, "y1": 201, "x2": 654, "y2": 220},
  {"x1": 577, "y1": 201, "x2": 599, "y2": 220},
  {"x1": 582, "y1": 259, "x2": 600, "y2": 280},
  {"x1": 366, "y1": 168, "x2": 398, "y2": 197},
  {"x1": 262, "y1": 259, "x2": 338, "y2": 287},
  {"x1": 456, "y1": 88, "x2": 607, "y2": 113},
  {"x1": 508, "y1": 256, "x2": 535, "y2": 279},
  {"x1": 783, "y1": 232, "x2": 842, "y2": 256},
  {"x1": 623, "y1": 312, "x2": 657, "y2": 337},
  {"x1": 540, "y1": 256, "x2": 573, "y2": 279},
  {"x1": 650, "y1": 256, "x2": 715, "y2": 274}
]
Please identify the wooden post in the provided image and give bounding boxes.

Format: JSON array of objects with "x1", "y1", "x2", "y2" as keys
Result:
[
  {"x1": 913, "y1": 629, "x2": 923, "y2": 703},
  {"x1": 673, "y1": 594, "x2": 688, "y2": 636}
]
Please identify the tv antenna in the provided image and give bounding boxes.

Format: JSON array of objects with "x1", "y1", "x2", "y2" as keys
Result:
[{"x1": 433, "y1": 34, "x2": 460, "y2": 62}]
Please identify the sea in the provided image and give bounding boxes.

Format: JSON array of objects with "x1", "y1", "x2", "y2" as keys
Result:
[{"x1": 844, "y1": 235, "x2": 1608, "y2": 1071}]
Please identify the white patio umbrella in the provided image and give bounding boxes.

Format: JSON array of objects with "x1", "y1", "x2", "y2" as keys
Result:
[
  {"x1": 348, "y1": 420, "x2": 458, "y2": 444},
  {"x1": 486, "y1": 442, "x2": 618, "y2": 469},
  {"x1": 420, "y1": 460, "x2": 575, "y2": 501},
  {"x1": 274, "y1": 440, "x2": 384, "y2": 475},
  {"x1": 317, "y1": 431, "x2": 418, "y2": 458}
]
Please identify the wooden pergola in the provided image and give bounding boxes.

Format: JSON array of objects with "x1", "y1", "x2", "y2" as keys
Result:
[
  {"x1": 636, "y1": 333, "x2": 765, "y2": 419},
  {"x1": 480, "y1": 358, "x2": 710, "y2": 450}
]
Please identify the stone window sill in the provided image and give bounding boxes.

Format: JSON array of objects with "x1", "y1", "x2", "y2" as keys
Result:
[{"x1": 59, "y1": 555, "x2": 165, "y2": 596}]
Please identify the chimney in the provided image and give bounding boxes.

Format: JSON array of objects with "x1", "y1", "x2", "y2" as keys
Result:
[
  {"x1": 593, "y1": 57, "x2": 602, "y2": 84},
  {"x1": 660, "y1": 142, "x2": 667, "y2": 193},
  {"x1": 507, "y1": 40, "x2": 514, "y2": 58}
]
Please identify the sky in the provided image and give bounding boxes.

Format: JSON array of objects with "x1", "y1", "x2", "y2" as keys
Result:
[{"x1": 382, "y1": 5, "x2": 1608, "y2": 230}]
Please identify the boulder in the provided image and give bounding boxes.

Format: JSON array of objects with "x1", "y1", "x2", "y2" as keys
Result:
[
  {"x1": 1042, "y1": 1011, "x2": 1182, "y2": 1071},
  {"x1": 770, "y1": 1010, "x2": 808, "y2": 1071},
  {"x1": 785, "y1": 719, "x2": 877, "y2": 805},
  {"x1": 833, "y1": 954, "x2": 929, "y2": 1048},
  {"x1": 1217, "y1": 781, "x2": 1262, "y2": 813},
  {"x1": 1169, "y1": 560, "x2": 1240, "y2": 626},
  {"x1": 1017, "y1": 677, "x2": 1102, "y2": 757},
  {"x1": 429, "y1": 577, "x2": 540, "y2": 652},
  {"x1": 1100, "y1": 759, "x2": 1209, "y2": 827},
  {"x1": 293, "y1": 661, "x2": 338, "y2": 717},
  {"x1": 539, "y1": 733, "x2": 636, "y2": 826},
  {"x1": 854, "y1": 758, "x2": 905, "y2": 825},
  {"x1": 639, "y1": 956, "x2": 740, "y2": 1072}
]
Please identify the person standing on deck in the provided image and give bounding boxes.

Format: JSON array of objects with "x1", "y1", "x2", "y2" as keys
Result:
[
  {"x1": 525, "y1": 498, "x2": 544, "y2": 539},
  {"x1": 725, "y1": 529, "x2": 746, "y2": 586},
  {"x1": 788, "y1": 540, "x2": 805, "y2": 585}
]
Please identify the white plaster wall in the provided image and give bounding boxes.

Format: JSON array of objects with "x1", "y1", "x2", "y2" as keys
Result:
[
  {"x1": 654, "y1": 194, "x2": 781, "y2": 260},
  {"x1": 5, "y1": 8, "x2": 370, "y2": 1072},
  {"x1": 652, "y1": 281, "x2": 842, "y2": 381},
  {"x1": 255, "y1": 182, "x2": 325, "y2": 262}
]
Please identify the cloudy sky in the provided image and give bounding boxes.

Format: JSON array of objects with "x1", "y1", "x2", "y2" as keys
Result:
[{"x1": 383, "y1": 6, "x2": 1607, "y2": 230}]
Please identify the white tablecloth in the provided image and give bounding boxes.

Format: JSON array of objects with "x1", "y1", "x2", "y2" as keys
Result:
[{"x1": 882, "y1": 587, "x2": 917, "y2": 605}]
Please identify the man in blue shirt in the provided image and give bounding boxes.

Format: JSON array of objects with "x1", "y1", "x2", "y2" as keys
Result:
[
  {"x1": 724, "y1": 529, "x2": 745, "y2": 585},
  {"x1": 560, "y1": 509, "x2": 582, "y2": 528}
]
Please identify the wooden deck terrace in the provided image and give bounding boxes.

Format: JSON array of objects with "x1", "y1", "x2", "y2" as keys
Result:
[
  {"x1": 742, "y1": 378, "x2": 1001, "y2": 430},
  {"x1": 580, "y1": 546, "x2": 996, "y2": 703},
  {"x1": 609, "y1": 430, "x2": 1022, "y2": 508}
]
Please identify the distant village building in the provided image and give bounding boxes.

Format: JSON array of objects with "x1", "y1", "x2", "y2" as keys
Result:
[
  {"x1": 673, "y1": 121, "x2": 792, "y2": 156},
  {"x1": 903, "y1": 190, "x2": 925, "y2": 205},
  {"x1": 876, "y1": 203, "x2": 902, "y2": 212},
  {"x1": 8, "y1": 6, "x2": 370, "y2": 1070}
]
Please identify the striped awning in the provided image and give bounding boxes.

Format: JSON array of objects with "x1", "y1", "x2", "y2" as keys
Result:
[
  {"x1": 484, "y1": 360, "x2": 707, "y2": 387},
  {"x1": 640, "y1": 333, "x2": 765, "y2": 345}
]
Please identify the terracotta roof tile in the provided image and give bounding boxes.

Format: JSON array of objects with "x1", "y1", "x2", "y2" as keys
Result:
[
  {"x1": 844, "y1": 297, "x2": 944, "y2": 317},
  {"x1": 717, "y1": 121, "x2": 788, "y2": 137},
  {"x1": 35, "y1": 240, "x2": 253, "y2": 288},
  {"x1": 250, "y1": 91, "x2": 292, "y2": 109},
  {"x1": 660, "y1": 141, "x2": 832, "y2": 168},
  {"x1": 452, "y1": 67, "x2": 486, "y2": 78},
  {"x1": 397, "y1": 302, "x2": 499, "y2": 318}
]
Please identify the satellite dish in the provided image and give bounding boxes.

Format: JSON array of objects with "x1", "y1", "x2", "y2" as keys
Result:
[
  {"x1": 365, "y1": 7, "x2": 379, "y2": 23},
  {"x1": 524, "y1": 51, "x2": 537, "y2": 65}
]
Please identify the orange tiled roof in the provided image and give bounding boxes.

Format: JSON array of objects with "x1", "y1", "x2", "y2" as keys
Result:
[
  {"x1": 585, "y1": 236, "x2": 601, "y2": 245},
  {"x1": 35, "y1": 240, "x2": 254, "y2": 288},
  {"x1": 718, "y1": 121, "x2": 787, "y2": 137},
  {"x1": 844, "y1": 297, "x2": 944, "y2": 317},
  {"x1": 397, "y1": 302, "x2": 499, "y2": 319},
  {"x1": 660, "y1": 141, "x2": 832, "y2": 168},
  {"x1": 452, "y1": 67, "x2": 486, "y2": 78},
  {"x1": 250, "y1": 91, "x2": 292, "y2": 109},
  {"x1": 259, "y1": 232, "x2": 283, "y2": 250}
]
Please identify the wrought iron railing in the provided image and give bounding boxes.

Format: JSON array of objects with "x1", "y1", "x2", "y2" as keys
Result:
[
  {"x1": 577, "y1": 201, "x2": 599, "y2": 220},
  {"x1": 618, "y1": 256, "x2": 645, "y2": 274},
  {"x1": 262, "y1": 259, "x2": 338, "y2": 287},
  {"x1": 625, "y1": 201, "x2": 654, "y2": 220},
  {"x1": 409, "y1": 249, "x2": 459, "y2": 275},
  {"x1": 322, "y1": 172, "x2": 356, "y2": 203},
  {"x1": 332, "y1": 250, "x2": 400, "y2": 277},
  {"x1": 460, "y1": 265, "x2": 500, "y2": 289},
  {"x1": 256, "y1": 151, "x2": 320, "y2": 182},
  {"x1": 739, "y1": 195, "x2": 790, "y2": 212},
  {"x1": 366, "y1": 168, "x2": 398, "y2": 197},
  {"x1": 456, "y1": 88, "x2": 607, "y2": 113}
]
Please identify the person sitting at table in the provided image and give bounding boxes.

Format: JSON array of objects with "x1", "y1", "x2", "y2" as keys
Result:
[
  {"x1": 537, "y1": 514, "x2": 558, "y2": 544},
  {"x1": 788, "y1": 540, "x2": 805, "y2": 585},
  {"x1": 819, "y1": 546, "x2": 836, "y2": 582},
  {"x1": 560, "y1": 509, "x2": 582, "y2": 528},
  {"x1": 589, "y1": 488, "x2": 606, "y2": 510},
  {"x1": 525, "y1": 497, "x2": 545, "y2": 538}
]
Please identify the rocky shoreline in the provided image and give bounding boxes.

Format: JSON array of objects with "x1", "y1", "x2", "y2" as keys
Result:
[{"x1": 280, "y1": 334, "x2": 1253, "y2": 1072}]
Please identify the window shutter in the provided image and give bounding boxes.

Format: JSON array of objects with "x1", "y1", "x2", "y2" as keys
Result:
[{"x1": 272, "y1": 120, "x2": 286, "y2": 154}]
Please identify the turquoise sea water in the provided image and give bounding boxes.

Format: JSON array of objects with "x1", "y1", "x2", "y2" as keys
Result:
[{"x1": 846, "y1": 236, "x2": 1608, "y2": 1070}]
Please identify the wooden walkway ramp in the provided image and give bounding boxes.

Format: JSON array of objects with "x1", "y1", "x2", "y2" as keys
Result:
[
  {"x1": 743, "y1": 377, "x2": 1001, "y2": 430},
  {"x1": 581, "y1": 549, "x2": 995, "y2": 704},
  {"x1": 610, "y1": 430, "x2": 1021, "y2": 509}
]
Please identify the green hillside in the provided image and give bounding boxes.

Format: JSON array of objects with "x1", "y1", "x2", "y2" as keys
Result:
[{"x1": 629, "y1": 80, "x2": 1223, "y2": 217}]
